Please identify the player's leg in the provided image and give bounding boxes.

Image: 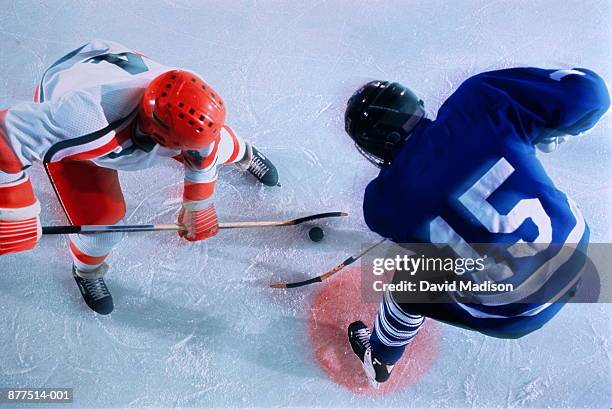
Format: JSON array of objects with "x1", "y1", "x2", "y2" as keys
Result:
[
  {"x1": 370, "y1": 290, "x2": 425, "y2": 361},
  {"x1": 45, "y1": 161, "x2": 126, "y2": 315},
  {"x1": 216, "y1": 125, "x2": 247, "y2": 166},
  {"x1": 349, "y1": 289, "x2": 425, "y2": 388},
  {"x1": 218, "y1": 125, "x2": 279, "y2": 186}
]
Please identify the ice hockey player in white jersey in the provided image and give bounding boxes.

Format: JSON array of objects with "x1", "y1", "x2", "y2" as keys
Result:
[{"x1": 0, "y1": 40, "x2": 279, "y2": 315}]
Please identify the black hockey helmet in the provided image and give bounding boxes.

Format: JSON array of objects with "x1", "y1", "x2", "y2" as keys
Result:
[{"x1": 345, "y1": 80, "x2": 425, "y2": 167}]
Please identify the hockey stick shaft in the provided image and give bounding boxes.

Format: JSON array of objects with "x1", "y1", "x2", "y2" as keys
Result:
[
  {"x1": 270, "y1": 238, "x2": 387, "y2": 289},
  {"x1": 41, "y1": 211, "x2": 348, "y2": 235},
  {"x1": 42, "y1": 224, "x2": 181, "y2": 235}
]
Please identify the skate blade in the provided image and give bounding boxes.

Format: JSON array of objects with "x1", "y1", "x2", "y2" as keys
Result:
[
  {"x1": 367, "y1": 377, "x2": 381, "y2": 389},
  {"x1": 349, "y1": 353, "x2": 381, "y2": 389},
  {"x1": 361, "y1": 361, "x2": 380, "y2": 389}
]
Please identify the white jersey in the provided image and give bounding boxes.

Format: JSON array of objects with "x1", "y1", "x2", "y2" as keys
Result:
[{"x1": 0, "y1": 39, "x2": 232, "y2": 184}]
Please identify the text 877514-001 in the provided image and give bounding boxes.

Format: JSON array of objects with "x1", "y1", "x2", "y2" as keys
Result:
[{"x1": 0, "y1": 388, "x2": 73, "y2": 403}]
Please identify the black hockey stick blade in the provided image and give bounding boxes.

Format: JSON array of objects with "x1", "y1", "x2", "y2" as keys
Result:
[
  {"x1": 270, "y1": 238, "x2": 387, "y2": 289},
  {"x1": 287, "y1": 211, "x2": 348, "y2": 225},
  {"x1": 270, "y1": 260, "x2": 349, "y2": 289}
]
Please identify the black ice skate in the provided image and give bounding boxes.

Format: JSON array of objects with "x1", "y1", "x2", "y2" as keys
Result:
[
  {"x1": 348, "y1": 321, "x2": 394, "y2": 388},
  {"x1": 242, "y1": 146, "x2": 280, "y2": 187},
  {"x1": 72, "y1": 264, "x2": 114, "y2": 315}
]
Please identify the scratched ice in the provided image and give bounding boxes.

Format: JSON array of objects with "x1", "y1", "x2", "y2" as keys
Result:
[{"x1": 0, "y1": 1, "x2": 610, "y2": 407}]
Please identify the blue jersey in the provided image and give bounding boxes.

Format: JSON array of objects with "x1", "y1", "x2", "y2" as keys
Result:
[{"x1": 363, "y1": 68, "x2": 609, "y2": 318}]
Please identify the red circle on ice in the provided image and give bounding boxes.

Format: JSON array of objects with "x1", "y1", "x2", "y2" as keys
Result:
[{"x1": 308, "y1": 266, "x2": 440, "y2": 395}]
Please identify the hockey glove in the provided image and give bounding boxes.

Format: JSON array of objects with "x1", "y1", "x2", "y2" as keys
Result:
[
  {"x1": 178, "y1": 203, "x2": 219, "y2": 242},
  {"x1": 0, "y1": 175, "x2": 42, "y2": 255}
]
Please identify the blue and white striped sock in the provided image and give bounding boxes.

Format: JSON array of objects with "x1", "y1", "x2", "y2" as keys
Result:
[{"x1": 370, "y1": 290, "x2": 425, "y2": 364}]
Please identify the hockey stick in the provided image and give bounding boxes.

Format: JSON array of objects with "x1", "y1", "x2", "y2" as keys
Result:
[
  {"x1": 270, "y1": 238, "x2": 387, "y2": 289},
  {"x1": 41, "y1": 211, "x2": 348, "y2": 235}
]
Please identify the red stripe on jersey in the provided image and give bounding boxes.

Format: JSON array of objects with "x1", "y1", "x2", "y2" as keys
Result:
[
  {"x1": 0, "y1": 177, "x2": 37, "y2": 209},
  {"x1": 0, "y1": 110, "x2": 24, "y2": 173},
  {"x1": 200, "y1": 138, "x2": 220, "y2": 170},
  {"x1": 63, "y1": 120, "x2": 135, "y2": 162},
  {"x1": 183, "y1": 180, "x2": 216, "y2": 202},
  {"x1": 223, "y1": 125, "x2": 241, "y2": 164},
  {"x1": 69, "y1": 241, "x2": 107, "y2": 266}
]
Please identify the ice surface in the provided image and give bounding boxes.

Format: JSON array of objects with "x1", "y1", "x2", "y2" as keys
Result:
[{"x1": 0, "y1": 1, "x2": 610, "y2": 408}]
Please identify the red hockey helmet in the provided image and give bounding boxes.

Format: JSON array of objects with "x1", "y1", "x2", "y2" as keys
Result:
[{"x1": 139, "y1": 70, "x2": 226, "y2": 150}]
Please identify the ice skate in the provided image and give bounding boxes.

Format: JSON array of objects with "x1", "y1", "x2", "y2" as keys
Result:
[
  {"x1": 348, "y1": 321, "x2": 394, "y2": 388},
  {"x1": 240, "y1": 145, "x2": 280, "y2": 187},
  {"x1": 72, "y1": 264, "x2": 114, "y2": 315}
]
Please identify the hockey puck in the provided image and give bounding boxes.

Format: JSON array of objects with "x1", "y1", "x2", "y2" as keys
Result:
[{"x1": 308, "y1": 226, "x2": 324, "y2": 242}]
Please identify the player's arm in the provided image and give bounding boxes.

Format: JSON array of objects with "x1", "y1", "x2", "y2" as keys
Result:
[
  {"x1": 463, "y1": 67, "x2": 610, "y2": 146},
  {"x1": 362, "y1": 167, "x2": 408, "y2": 242},
  {"x1": 0, "y1": 112, "x2": 41, "y2": 255},
  {"x1": 178, "y1": 146, "x2": 219, "y2": 242},
  {"x1": 363, "y1": 178, "x2": 392, "y2": 239},
  {"x1": 0, "y1": 91, "x2": 112, "y2": 255}
]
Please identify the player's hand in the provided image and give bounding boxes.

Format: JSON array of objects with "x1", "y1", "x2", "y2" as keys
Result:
[
  {"x1": 0, "y1": 176, "x2": 42, "y2": 255},
  {"x1": 178, "y1": 203, "x2": 219, "y2": 242}
]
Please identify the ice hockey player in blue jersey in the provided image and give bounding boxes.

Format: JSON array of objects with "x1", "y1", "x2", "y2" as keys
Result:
[{"x1": 343, "y1": 68, "x2": 610, "y2": 388}]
